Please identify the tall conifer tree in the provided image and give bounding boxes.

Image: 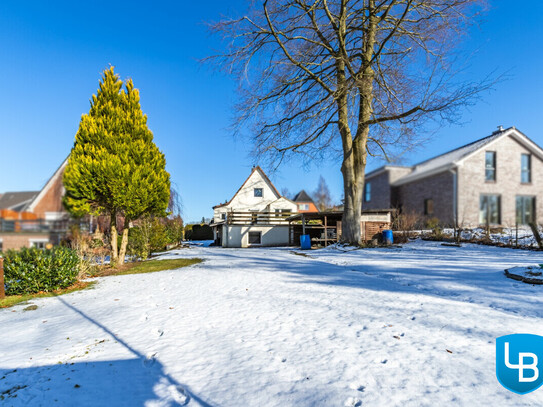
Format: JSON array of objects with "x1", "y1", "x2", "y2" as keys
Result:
[{"x1": 63, "y1": 67, "x2": 170, "y2": 265}]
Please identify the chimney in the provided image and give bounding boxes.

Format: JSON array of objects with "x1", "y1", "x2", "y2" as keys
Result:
[{"x1": 492, "y1": 125, "x2": 504, "y2": 135}]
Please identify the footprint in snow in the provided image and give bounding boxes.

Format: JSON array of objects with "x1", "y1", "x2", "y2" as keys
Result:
[
  {"x1": 168, "y1": 384, "x2": 190, "y2": 405},
  {"x1": 143, "y1": 353, "x2": 157, "y2": 368},
  {"x1": 348, "y1": 383, "x2": 365, "y2": 392},
  {"x1": 344, "y1": 397, "x2": 362, "y2": 406}
]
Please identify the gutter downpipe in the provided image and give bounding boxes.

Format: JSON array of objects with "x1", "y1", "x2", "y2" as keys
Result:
[{"x1": 449, "y1": 167, "x2": 458, "y2": 231}]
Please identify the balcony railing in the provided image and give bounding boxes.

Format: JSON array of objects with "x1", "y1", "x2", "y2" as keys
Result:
[
  {"x1": 0, "y1": 219, "x2": 71, "y2": 233},
  {"x1": 225, "y1": 211, "x2": 292, "y2": 225}
]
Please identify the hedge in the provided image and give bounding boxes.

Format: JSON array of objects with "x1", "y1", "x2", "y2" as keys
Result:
[{"x1": 3, "y1": 247, "x2": 80, "y2": 295}]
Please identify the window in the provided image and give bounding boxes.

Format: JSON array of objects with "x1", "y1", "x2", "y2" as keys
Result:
[
  {"x1": 364, "y1": 182, "x2": 371, "y2": 202},
  {"x1": 479, "y1": 194, "x2": 501, "y2": 225},
  {"x1": 254, "y1": 188, "x2": 263, "y2": 197},
  {"x1": 221, "y1": 213, "x2": 226, "y2": 220},
  {"x1": 516, "y1": 196, "x2": 536, "y2": 225},
  {"x1": 485, "y1": 151, "x2": 496, "y2": 181},
  {"x1": 248, "y1": 231, "x2": 262, "y2": 245},
  {"x1": 0, "y1": 239, "x2": 3, "y2": 252},
  {"x1": 298, "y1": 204, "x2": 309, "y2": 211},
  {"x1": 30, "y1": 240, "x2": 48, "y2": 250},
  {"x1": 521, "y1": 154, "x2": 531, "y2": 183},
  {"x1": 424, "y1": 199, "x2": 434, "y2": 215}
]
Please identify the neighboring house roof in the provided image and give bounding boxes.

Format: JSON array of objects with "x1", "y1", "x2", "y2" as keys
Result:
[
  {"x1": 387, "y1": 126, "x2": 543, "y2": 186},
  {"x1": 0, "y1": 191, "x2": 39, "y2": 211},
  {"x1": 365, "y1": 165, "x2": 411, "y2": 180},
  {"x1": 213, "y1": 166, "x2": 283, "y2": 209},
  {"x1": 293, "y1": 190, "x2": 314, "y2": 203},
  {"x1": 26, "y1": 158, "x2": 68, "y2": 213}
]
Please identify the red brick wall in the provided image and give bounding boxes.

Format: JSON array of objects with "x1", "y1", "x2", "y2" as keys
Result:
[
  {"x1": 32, "y1": 167, "x2": 67, "y2": 219},
  {"x1": 0, "y1": 233, "x2": 51, "y2": 250}
]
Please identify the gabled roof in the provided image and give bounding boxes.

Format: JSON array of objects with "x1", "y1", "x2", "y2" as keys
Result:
[
  {"x1": 213, "y1": 166, "x2": 282, "y2": 209},
  {"x1": 392, "y1": 127, "x2": 543, "y2": 186},
  {"x1": 26, "y1": 158, "x2": 68, "y2": 212},
  {"x1": 0, "y1": 191, "x2": 39, "y2": 211},
  {"x1": 293, "y1": 189, "x2": 314, "y2": 203},
  {"x1": 365, "y1": 165, "x2": 411, "y2": 180}
]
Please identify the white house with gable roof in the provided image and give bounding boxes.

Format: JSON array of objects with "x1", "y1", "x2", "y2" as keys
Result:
[{"x1": 211, "y1": 166, "x2": 297, "y2": 247}]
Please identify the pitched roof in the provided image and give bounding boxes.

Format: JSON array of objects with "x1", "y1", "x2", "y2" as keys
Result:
[
  {"x1": 26, "y1": 158, "x2": 68, "y2": 212},
  {"x1": 293, "y1": 190, "x2": 314, "y2": 203},
  {"x1": 391, "y1": 127, "x2": 542, "y2": 186},
  {"x1": 0, "y1": 191, "x2": 39, "y2": 211},
  {"x1": 213, "y1": 166, "x2": 282, "y2": 209},
  {"x1": 365, "y1": 165, "x2": 411, "y2": 180}
]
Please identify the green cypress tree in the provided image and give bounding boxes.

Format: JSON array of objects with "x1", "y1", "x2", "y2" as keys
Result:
[{"x1": 63, "y1": 67, "x2": 170, "y2": 265}]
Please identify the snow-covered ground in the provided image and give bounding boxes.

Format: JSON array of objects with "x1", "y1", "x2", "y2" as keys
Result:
[
  {"x1": 1, "y1": 240, "x2": 543, "y2": 406},
  {"x1": 420, "y1": 226, "x2": 542, "y2": 248}
]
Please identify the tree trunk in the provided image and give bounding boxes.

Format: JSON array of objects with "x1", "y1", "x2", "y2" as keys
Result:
[
  {"x1": 110, "y1": 212, "x2": 119, "y2": 265},
  {"x1": 118, "y1": 218, "x2": 130, "y2": 266},
  {"x1": 340, "y1": 3, "x2": 374, "y2": 246}
]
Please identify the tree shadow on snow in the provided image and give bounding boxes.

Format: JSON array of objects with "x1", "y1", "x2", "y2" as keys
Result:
[
  {"x1": 207, "y1": 242, "x2": 543, "y2": 320},
  {"x1": 0, "y1": 297, "x2": 214, "y2": 407}
]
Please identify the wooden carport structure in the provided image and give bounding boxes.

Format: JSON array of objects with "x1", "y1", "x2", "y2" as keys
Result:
[{"x1": 287, "y1": 210, "x2": 394, "y2": 247}]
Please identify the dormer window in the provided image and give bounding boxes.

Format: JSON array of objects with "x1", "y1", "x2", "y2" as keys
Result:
[
  {"x1": 485, "y1": 151, "x2": 496, "y2": 181},
  {"x1": 254, "y1": 188, "x2": 263, "y2": 197},
  {"x1": 521, "y1": 154, "x2": 531, "y2": 183}
]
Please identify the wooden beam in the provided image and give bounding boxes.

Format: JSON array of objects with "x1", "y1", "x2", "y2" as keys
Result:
[{"x1": 324, "y1": 215, "x2": 328, "y2": 246}]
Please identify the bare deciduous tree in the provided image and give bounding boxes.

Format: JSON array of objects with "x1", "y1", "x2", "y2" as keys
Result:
[
  {"x1": 313, "y1": 175, "x2": 333, "y2": 211},
  {"x1": 209, "y1": 0, "x2": 493, "y2": 244}
]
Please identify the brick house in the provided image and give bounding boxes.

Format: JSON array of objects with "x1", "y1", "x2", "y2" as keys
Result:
[
  {"x1": 0, "y1": 159, "x2": 70, "y2": 250},
  {"x1": 363, "y1": 126, "x2": 543, "y2": 227},
  {"x1": 292, "y1": 190, "x2": 319, "y2": 213}
]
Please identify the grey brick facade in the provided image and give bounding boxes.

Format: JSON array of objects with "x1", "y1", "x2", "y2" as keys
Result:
[{"x1": 364, "y1": 127, "x2": 543, "y2": 227}]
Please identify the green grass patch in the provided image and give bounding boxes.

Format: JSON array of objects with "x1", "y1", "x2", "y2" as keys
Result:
[
  {"x1": 118, "y1": 258, "x2": 203, "y2": 275},
  {"x1": 92, "y1": 257, "x2": 203, "y2": 277},
  {"x1": 0, "y1": 281, "x2": 96, "y2": 309}
]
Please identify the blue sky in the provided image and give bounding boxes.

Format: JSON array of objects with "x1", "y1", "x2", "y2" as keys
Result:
[{"x1": 0, "y1": 1, "x2": 542, "y2": 222}]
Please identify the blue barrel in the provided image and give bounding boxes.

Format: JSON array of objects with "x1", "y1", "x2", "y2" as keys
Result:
[
  {"x1": 382, "y1": 229, "x2": 393, "y2": 245},
  {"x1": 300, "y1": 234, "x2": 311, "y2": 250}
]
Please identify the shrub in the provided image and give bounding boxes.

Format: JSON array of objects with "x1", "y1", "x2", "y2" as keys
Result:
[
  {"x1": 165, "y1": 216, "x2": 184, "y2": 246},
  {"x1": 425, "y1": 217, "x2": 440, "y2": 230},
  {"x1": 128, "y1": 217, "x2": 171, "y2": 259},
  {"x1": 392, "y1": 210, "x2": 421, "y2": 241},
  {"x1": 4, "y1": 247, "x2": 80, "y2": 295}
]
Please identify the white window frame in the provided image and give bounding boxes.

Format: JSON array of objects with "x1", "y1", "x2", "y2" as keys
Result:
[{"x1": 29, "y1": 238, "x2": 49, "y2": 249}]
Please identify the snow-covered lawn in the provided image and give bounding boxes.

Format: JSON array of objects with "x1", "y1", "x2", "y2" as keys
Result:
[{"x1": 1, "y1": 240, "x2": 543, "y2": 406}]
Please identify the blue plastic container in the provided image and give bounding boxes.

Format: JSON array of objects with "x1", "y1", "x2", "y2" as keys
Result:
[
  {"x1": 382, "y1": 229, "x2": 393, "y2": 245},
  {"x1": 300, "y1": 234, "x2": 311, "y2": 250}
]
